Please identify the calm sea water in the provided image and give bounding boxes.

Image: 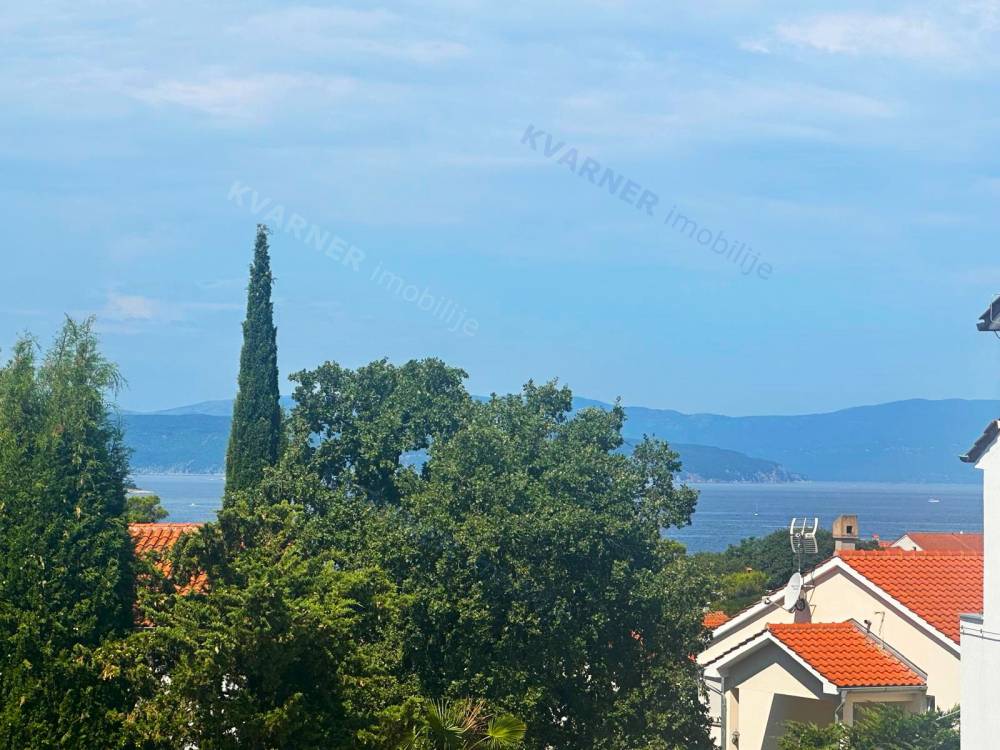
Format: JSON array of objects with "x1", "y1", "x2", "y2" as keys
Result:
[
  {"x1": 132, "y1": 475, "x2": 985, "y2": 553},
  {"x1": 670, "y1": 481, "x2": 984, "y2": 552},
  {"x1": 131, "y1": 473, "x2": 225, "y2": 523}
]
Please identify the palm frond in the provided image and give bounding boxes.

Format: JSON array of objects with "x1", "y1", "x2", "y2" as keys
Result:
[{"x1": 484, "y1": 714, "x2": 527, "y2": 748}]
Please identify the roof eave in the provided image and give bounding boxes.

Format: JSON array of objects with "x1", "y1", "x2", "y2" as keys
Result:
[
  {"x1": 960, "y1": 420, "x2": 1000, "y2": 464},
  {"x1": 977, "y1": 295, "x2": 1000, "y2": 331}
]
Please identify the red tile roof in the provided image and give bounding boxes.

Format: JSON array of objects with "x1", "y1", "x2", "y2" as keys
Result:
[
  {"x1": 704, "y1": 611, "x2": 731, "y2": 629},
  {"x1": 768, "y1": 622, "x2": 925, "y2": 688},
  {"x1": 129, "y1": 523, "x2": 202, "y2": 555},
  {"x1": 129, "y1": 523, "x2": 205, "y2": 593},
  {"x1": 838, "y1": 549, "x2": 983, "y2": 643},
  {"x1": 899, "y1": 532, "x2": 983, "y2": 553}
]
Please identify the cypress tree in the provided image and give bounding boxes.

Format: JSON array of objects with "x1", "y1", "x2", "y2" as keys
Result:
[{"x1": 226, "y1": 224, "x2": 281, "y2": 495}]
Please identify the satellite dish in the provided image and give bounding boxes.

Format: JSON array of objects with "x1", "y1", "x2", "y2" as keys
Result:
[{"x1": 783, "y1": 571, "x2": 803, "y2": 611}]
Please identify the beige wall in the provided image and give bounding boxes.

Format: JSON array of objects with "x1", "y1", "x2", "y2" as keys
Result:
[
  {"x1": 806, "y1": 569, "x2": 959, "y2": 709},
  {"x1": 720, "y1": 642, "x2": 836, "y2": 750},
  {"x1": 700, "y1": 561, "x2": 961, "y2": 737},
  {"x1": 843, "y1": 692, "x2": 925, "y2": 724}
]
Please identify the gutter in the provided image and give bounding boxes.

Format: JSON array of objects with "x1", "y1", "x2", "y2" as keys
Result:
[
  {"x1": 703, "y1": 675, "x2": 727, "y2": 748},
  {"x1": 841, "y1": 685, "x2": 926, "y2": 694}
]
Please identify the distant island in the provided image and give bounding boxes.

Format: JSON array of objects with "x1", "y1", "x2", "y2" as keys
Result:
[{"x1": 121, "y1": 396, "x2": 995, "y2": 483}]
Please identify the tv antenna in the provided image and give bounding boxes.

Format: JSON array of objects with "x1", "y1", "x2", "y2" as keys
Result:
[
  {"x1": 789, "y1": 517, "x2": 819, "y2": 565},
  {"x1": 782, "y1": 518, "x2": 818, "y2": 612}
]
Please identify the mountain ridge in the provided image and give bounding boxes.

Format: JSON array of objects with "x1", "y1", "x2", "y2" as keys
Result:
[{"x1": 121, "y1": 396, "x2": 999, "y2": 483}]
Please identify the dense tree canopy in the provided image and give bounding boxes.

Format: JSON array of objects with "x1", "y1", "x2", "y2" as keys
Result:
[
  {"x1": 288, "y1": 357, "x2": 471, "y2": 505},
  {"x1": 101, "y1": 500, "x2": 417, "y2": 749},
  {"x1": 779, "y1": 705, "x2": 959, "y2": 750},
  {"x1": 124, "y1": 492, "x2": 168, "y2": 523},
  {"x1": 0, "y1": 319, "x2": 135, "y2": 747},
  {"x1": 406, "y1": 699, "x2": 526, "y2": 749},
  {"x1": 2, "y1": 319, "x2": 718, "y2": 748},
  {"x1": 282, "y1": 368, "x2": 715, "y2": 749}
]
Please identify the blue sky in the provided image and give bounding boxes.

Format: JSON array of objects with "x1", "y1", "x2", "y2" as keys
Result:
[{"x1": 3, "y1": 1, "x2": 1000, "y2": 415}]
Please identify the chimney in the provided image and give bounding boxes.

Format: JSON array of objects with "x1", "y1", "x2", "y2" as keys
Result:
[{"x1": 832, "y1": 515, "x2": 859, "y2": 551}]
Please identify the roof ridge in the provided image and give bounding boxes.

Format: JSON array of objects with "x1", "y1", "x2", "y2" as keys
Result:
[
  {"x1": 128, "y1": 522, "x2": 204, "y2": 528},
  {"x1": 846, "y1": 619, "x2": 929, "y2": 680},
  {"x1": 839, "y1": 549, "x2": 983, "y2": 557}
]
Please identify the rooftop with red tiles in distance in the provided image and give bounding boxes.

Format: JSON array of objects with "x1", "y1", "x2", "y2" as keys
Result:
[
  {"x1": 767, "y1": 621, "x2": 926, "y2": 688},
  {"x1": 836, "y1": 549, "x2": 983, "y2": 643}
]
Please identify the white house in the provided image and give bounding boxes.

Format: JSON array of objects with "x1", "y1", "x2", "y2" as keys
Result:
[
  {"x1": 959, "y1": 419, "x2": 1000, "y2": 748},
  {"x1": 891, "y1": 531, "x2": 982, "y2": 552}
]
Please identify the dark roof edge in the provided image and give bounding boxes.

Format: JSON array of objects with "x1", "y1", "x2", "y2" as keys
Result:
[
  {"x1": 977, "y1": 295, "x2": 1000, "y2": 331},
  {"x1": 960, "y1": 420, "x2": 1000, "y2": 464}
]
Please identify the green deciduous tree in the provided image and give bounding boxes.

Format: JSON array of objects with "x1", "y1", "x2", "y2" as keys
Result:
[
  {"x1": 226, "y1": 224, "x2": 282, "y2": 495},
  {"x1": 101, "y1": 498, "x2": 418, "y2": 749},
  {"x1": 0, "y1": 318, "x2": 135, "y2": 748},
  {"x1": 714, "y1": 569, "x2": 771, "y2": 614},
  {"x1": 124, "y1": 492, "x2": 168, "y2": 522},
  {"x1": 286, "y1": 368, "x2": 715, "y2": 750},
  {"x1": 289, "y1": 357, "x2": 471, "y2": 506}
]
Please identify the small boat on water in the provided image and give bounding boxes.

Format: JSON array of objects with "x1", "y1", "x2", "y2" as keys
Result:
[{"x1": 928, "y1": 497, "x2": 940, "y2": 503}]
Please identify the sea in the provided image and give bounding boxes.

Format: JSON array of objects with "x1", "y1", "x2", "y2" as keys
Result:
[
  {"x1": 132, "y1": 474, "x2": 985, "y2": 554},
  {"x1": 132, "y1": 473, "x2": 225, "y2": 524}
]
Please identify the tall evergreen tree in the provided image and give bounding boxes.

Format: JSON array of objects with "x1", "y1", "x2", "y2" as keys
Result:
[
  {"x1": 0, "y1": 318, "x2": 135, "y2": 747},
  {"x1": 226, "y1": 224, "x2": 281, "y2": 496}
]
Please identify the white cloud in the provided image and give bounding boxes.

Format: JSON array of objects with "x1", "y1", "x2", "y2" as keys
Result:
[
  {"x1": 236, "y1": 6, "x2": 398, "y2": 35},
  {"x1": 774, "y1": 13, "x2": 957, "y2": 59},
  {"x1": 231, "y1": 6, "x2": 469, "y2": 64},
  {"x1": 102, "y1": 293, "x2": 167, "y2": 322},
  {"x1": 99, "y1": 292, "x2": 241, "y2": 330},
  {"x1": 132, "y1": 73, "x2": 357, "y2": 120},
  {"x1": 548, "y1": 79, "x2": 895, "y2": 149},
  {"x1": 739, "y1": 39, "x2": 771, "y2": 54},
  {"x1": 960, "y1": 0, "x2": 1000, "y2": 30}
]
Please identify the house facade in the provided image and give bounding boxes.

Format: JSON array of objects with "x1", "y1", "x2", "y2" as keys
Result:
[
  {"x1": 698, "y1": 530, "x2": 981, "y2": 750},
  {"x1": 959, "y1": 420, "x2": 1000, "y2": 747}
]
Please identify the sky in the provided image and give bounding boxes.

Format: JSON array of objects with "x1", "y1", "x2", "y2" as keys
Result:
[{"x1": 3, "y1": 1, "x2": 1000, "y2": 416}]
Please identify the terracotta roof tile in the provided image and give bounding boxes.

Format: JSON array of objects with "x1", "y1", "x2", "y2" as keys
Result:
[
  {"x1": 768, "y1": 622, "x2": 925, "y2": 688},
  {"x1": 838, "y1": 550, "x2": 983, "y2": 643},
  {"x1": 129, "y1": 523, "x2": 202, "y2": 555},
  {"x1": 704, "y1": 611, "x2": 731, "y2": 629},
  {"x1": 129, "y1": 523, "x2": 206, "y2": 592},
  {"x1": 899, "y1": 532, "x2": 983, "y2": 553}
]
